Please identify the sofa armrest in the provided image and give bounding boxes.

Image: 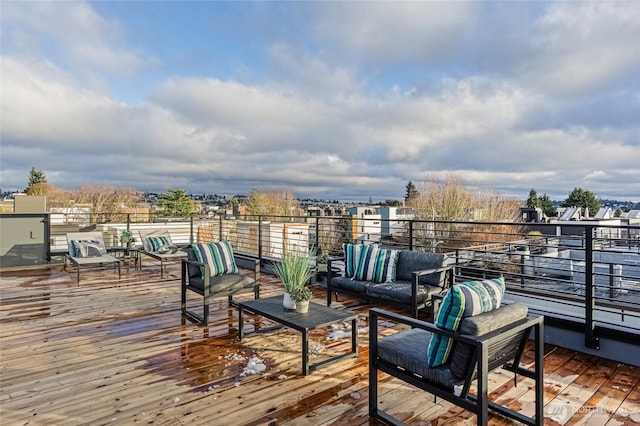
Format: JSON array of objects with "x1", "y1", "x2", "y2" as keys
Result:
[{"x1": 412, "y1": 265, "x2": 453, "y2": 290}]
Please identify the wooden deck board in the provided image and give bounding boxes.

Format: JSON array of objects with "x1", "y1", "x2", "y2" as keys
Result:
[{"x1": 1, "y1": 264, "x2": 639, "y2": 425}]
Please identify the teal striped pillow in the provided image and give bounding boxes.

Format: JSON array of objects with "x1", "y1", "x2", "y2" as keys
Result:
[
  {"x1": 144, "y1": 236, "x2": 172, "y2": 252},
  {"x1": 427, "y1": 277, "x2": 505, "y2": 367},
  {"x1": 353, "y1": 245, "x2": 399, "y2": 283},
  {"x1": 192, "y1": 241, "x2": 239, "y2": 278},
  {"x1": 343, "y1": 243, "x2": 367, "y2": 278}
]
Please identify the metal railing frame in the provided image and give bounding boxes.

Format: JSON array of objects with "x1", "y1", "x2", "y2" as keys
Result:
[{"x1": 4, "y1": 211, "x2": 639, "y2": 348}]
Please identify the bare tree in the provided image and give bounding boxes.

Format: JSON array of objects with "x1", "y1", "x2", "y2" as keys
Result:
[
  {"x1": 244, "y1": 188, "x2": 302, "y2": 219},
  {"x1": 74, "y1": 184, "x2": 143, "y2": 223},
  {"x1": 407, "y1": 174, "x2": 523, "y2": 251},
  {"x1": 408, "y1": 174, "x2": 475, "y2": 221}
]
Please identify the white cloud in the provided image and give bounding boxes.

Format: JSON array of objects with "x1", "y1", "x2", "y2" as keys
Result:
[
  {"x1": 311, "y1": 2, "x2": 477, "y2": 65},
  {"x1": 524, "y1": 2, "x2": 640, "y2": 96},
  {"x1": 0, "y1": 2, "x2": 638, "y2": 202},
  {"x1": 1, "y1": 1, "x2": 149, "y2": 84}
]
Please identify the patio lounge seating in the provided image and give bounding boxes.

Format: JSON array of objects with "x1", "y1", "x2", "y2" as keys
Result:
[
  {"x1": 369, "y1": 278, "x2": 544, "y2": 426},
  {"x1": 138, "y1": 230, "x2": 188, "y2": 278},
  {"x1": 64, "y1": 232, "x2": 121, "y2": 283},
  {"x1": 181, "y1": 241, "x2": 260, "y2": 325},
  {"x1": 327, "y1": 244, "x2": 453, "y2": 317}
]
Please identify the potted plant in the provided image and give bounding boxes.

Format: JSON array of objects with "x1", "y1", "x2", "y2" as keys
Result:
[
  {"x1": 316, "y1": 252, "x2": 329, "y2": 273},
  {"x1": 289, "y1": 285, "x2": 312, "y2": 313},
  {"x1": 271, "y1": 249, "x2": 314, "y2": 310},
  {"x1": 119, "y1": 230, "x2": 136, "y2": 253}
]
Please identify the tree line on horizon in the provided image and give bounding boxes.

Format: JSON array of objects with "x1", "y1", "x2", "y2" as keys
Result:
[{"x1": 20, "y1": 166, "x2": 619, "y2": 220}]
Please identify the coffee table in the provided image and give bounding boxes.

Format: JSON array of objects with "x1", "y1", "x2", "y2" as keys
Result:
[{"x1": 238, "y1": 295, "x2": 358, "y2": 375}]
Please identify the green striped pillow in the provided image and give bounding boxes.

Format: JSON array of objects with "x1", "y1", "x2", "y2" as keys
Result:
[
  {"x1": 192, "y1": 241, "x2": 239, "y2": 278},
  {"x1": 144, "y1": 236, "x2": 172, "y2": 252},
  {"x1": 427, "y1": 277, "x2": 505, "y2": 367},
  {"x1": 343, "y1": 243, "x2": 368, "y2": 278},
  {"x1": 353, "y1": 245, "x2": 399, "y2": 283}
]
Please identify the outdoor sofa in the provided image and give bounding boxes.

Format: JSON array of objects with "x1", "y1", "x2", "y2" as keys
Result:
[{"x1": 326, "y1": 244, "x2": 452, "y2": 317}]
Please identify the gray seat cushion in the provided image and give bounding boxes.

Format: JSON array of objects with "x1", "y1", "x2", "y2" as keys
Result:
[
  {"x1": 331, "y1": 276, "x2": 371, "y2": 293},
  {"x1": 377, "y1": 328, "x2": 458, "y2": 390},
  {"x1": 366, "y1": 282, "x2": 442, "y2": 304},
  {"x1": 188, "y1": 274, "x2": 256, "y2": 295},
  {"x1": 395, "y1": 251, "x2": 445, "y2": 286}
]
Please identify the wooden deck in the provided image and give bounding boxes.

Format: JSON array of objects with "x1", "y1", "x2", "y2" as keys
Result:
[{"x1": 1, "y1": 259, "x2": 639, "y2": 425}]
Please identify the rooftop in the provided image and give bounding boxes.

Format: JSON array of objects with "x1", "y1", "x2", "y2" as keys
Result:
[{"x1": 1, "y1": 261, "x2": 639, "y2": 425}]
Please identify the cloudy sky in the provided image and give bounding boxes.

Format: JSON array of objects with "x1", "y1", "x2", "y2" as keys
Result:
[{"x1": 1, "y1": 1, "x2": 639, "y2": 202}]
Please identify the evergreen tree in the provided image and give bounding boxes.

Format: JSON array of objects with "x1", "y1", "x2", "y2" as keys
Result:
[
  {"x1": 526, "y1": 189, "x2": 540, "y2": 208},
  {"x1": 561, "y1": 187, "x2": 600, "y2": 217},
  {"x1": 25, "y1": 167, "x2": 47, "y2": 193},
  {"x1": 405, "y1": 181, "x2": 418, "y2": 203},
  {"x1": 157, "y1": 189, "x2": 196, "y2": 217},
  {"x1": 539, "y1": 194, "x2": 557, "y2": 217}
]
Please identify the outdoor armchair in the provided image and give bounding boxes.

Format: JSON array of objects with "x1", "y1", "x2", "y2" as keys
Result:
[
  {"x1": 64, "y1": 232, "x2": 121, "y2": 283},
  {"x1": 181, "y1": 241, "x2": 260, "y2": 325}
]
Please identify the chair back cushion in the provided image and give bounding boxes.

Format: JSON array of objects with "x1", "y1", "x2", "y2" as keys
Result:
[
  {"x1": 352, "y1": 244, "x2": 399, "y2": 283},
  {"x1": 449, "y1": 302, "x2": 529, "y2": 379},
  {"x1": 192, "y1": 241, "x2": 239, "y2": 278},
  {"x1": 427, "y1": 277, "x2": 505, "y2": 367},
  {"x1": 395, "y1": 251, "x2": 446, "y2": 286}
]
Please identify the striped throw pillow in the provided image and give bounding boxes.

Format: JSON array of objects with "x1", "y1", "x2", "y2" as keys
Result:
[
  {"x1": 353, "y1": 245, "x2": 399, "y2": 283},
  {"x1": 192, "y1": 241, "x2": 239, "y2": 278},
  {"x1": 343, "y1": 243, "x2": 367, "y2": 278},
  {"x1": 426, "y1": 277, "x2": 505, "y2": 367},
  {"x1": 144, "y1": 236, "x2": 172, "y2": 252}
]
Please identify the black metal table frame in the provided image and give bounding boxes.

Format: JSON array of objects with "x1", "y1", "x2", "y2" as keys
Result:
[
  {"x1": 107, "y1": 247, "x2": 140, "y2": 270},
  {"x1": 238, "y1": 296, "x2": 358, "y2": 375}
]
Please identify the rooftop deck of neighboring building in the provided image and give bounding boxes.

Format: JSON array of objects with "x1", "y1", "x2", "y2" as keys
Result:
[{"x1": 1, "y1": 259, "x2": 639, "y2": 425}]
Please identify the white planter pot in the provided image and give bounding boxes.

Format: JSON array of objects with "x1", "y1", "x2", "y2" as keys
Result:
[
  {"x1": 283, "y1": 292, "x2": 296, "y2": 310},
  {"x1": 295, "y1": 300, "x2": 310, "y2": 313}
]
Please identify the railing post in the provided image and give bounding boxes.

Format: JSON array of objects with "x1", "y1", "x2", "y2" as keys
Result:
[
  {"x1": 190, "y1": 215, "x2": 194, "y2": 244},
  {"x1": 218, "y1": 214, "x2": 223, "y2": 241},
  {"x1": 408, "y1": 220, "x2": 414, "y2": 251},
  {"x1": 258, "y1": 215, "x2": 263, "y2": 263},
  {"x1": 609, "y1": 263, "x2": 615, "y2": 300},
  {"x1": 585, "y1": 226, "x2": 600, "y2": 349},
  {"x1": 43, "y1": 213, "x2": 51, "y2": 262},
  {"x1": 315, "y1": 216, "x2": 320, "y2": 254}
]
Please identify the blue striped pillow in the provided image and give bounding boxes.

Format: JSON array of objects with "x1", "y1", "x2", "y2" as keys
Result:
[
  {"x1": 427, "y1": 277, "x2": 505, "y2": 367},
  {"x1": 144, "y1": 236, "x2": 172, "y2": 252},
  {"x1": 343, "y1": 243, "x2": 367, "y2": 278},
  {"x1": 353, "y1": 245, "x2": 399, "y2": 283},
  {"x1": 192, "y1": 241, "x2": 239, "y2": 278}
]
